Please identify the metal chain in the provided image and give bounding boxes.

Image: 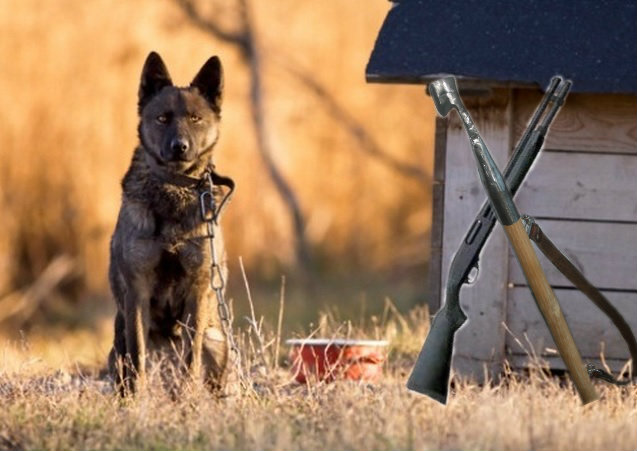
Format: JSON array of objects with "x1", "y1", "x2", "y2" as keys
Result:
[{"x1": 199, "y1": 172, "x2": 245, "y2": 390}]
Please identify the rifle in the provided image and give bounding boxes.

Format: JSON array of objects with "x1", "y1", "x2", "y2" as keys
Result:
[
  {"x1": 429, "y1": 75, "x2": 599, "y2": 403},
  {"x1": 406, "y1": 76, "x2": 568, "y2": 403},
  {"x1": 412, "y1": 75, "x2": 602, "y2": 404},
  {"x1": 408, "y1": 76, "x2": 637, "y2": 404}
]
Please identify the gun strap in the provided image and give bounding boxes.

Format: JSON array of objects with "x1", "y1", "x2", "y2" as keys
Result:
[{"x1": 523, "y1": 216, "x2": 637, "y2": 385}]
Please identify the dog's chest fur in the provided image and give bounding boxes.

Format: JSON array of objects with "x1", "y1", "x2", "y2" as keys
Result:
[
  {"x1": 115, "y1": 148, "x2": 222, "y2": 335},
  {"x1": 122, "y1": 149, "x2": 205, "y2": 229}
]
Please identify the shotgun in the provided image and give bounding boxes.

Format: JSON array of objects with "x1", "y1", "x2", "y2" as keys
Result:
[
  {"x1": 411, "y1": 76, "x2": 599, "y2": 404},
  {"x1": 407, "y1": 76, "x2": 569, "y2": 403}
]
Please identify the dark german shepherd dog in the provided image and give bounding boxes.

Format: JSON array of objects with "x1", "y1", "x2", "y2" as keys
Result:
[{"x1": 108, "y1": 51, "x2": 233, "y2": 394}]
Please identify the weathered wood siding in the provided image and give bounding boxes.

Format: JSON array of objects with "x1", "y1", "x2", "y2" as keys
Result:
[
  {"x1": 507, "y1": 91, "x2": 637, "y2": 372},
  {"x1": 434, "y1": 89, "x2": 637, "y2": 378}
]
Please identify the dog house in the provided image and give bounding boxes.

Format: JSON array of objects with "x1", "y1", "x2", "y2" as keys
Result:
[{"x1": 367, "y1": 0, "x2": 637, "y2": 379}]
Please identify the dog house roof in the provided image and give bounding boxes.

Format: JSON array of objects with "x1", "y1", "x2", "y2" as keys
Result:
[{"x1": 366, "y1": 0, "x2": 637, "y2": 93}]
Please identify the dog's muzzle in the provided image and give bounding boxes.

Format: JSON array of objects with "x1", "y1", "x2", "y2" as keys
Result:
[{"x1": 162, "y1": 137, "x2": 194, "y2": 162}]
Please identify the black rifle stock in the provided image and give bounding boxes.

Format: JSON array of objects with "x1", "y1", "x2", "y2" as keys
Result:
[{"x1": 407, "y1": 77, "x2": 571, "y2": 403}]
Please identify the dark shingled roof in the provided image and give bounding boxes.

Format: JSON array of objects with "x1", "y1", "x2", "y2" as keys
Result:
[{"x1": 366, "y1": 0, "x2": 637, "y2": 93}]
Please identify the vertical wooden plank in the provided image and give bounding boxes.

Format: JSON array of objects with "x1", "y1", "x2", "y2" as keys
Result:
[
  {"x1": 427, "y1": 116, "x2": 448, "y2": 313},
  {"x1": 441, "y1": 89, "x2": 512, "y2": 381}
]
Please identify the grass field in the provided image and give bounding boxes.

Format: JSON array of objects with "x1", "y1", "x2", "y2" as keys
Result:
[{"x1": 1, "y1": 303, "x2": 635, "y2": 451}]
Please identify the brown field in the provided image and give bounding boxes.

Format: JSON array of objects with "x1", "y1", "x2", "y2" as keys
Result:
[
  {"x1": 1, "y1": 304, "x2": 635, "y2": 451},
  {"x1": 0, "y1": 0, "x2": 434, "y2": 306},
  {"x1": 0, "y1": 0, "x2": 436, "y2": 331}
]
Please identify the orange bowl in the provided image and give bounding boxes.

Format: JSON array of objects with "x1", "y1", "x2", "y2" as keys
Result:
[{"x1": 286, "y1": 338, "x2": 389, "y2": 383}]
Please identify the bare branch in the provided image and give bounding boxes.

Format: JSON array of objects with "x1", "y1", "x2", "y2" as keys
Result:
[
  {"x1": 174, "y1": 0, "x2": 247, "y2": 49},
  {"x1": 245, "y1": 38, "x2": 312, "y2": 267},
  {"x1": 175, "y1": 0, "x2": 312, "y2": 269},
  {"x1": 279, "y1": 61, "x2": 431, "y2": 186}
]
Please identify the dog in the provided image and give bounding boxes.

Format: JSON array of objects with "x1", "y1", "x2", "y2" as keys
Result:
[{"x1": 108, "y1": 51, "x2": 233, "y2": 394}]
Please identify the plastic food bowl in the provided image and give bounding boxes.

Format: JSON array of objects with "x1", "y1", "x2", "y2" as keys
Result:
[{"x1": 286, "y1": 338, "x2": 389, "y2": 383}]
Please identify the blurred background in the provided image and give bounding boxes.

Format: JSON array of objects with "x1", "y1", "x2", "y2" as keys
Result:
[{"x1": 0, "y1": 0, "x2": 436, "y2": 356}]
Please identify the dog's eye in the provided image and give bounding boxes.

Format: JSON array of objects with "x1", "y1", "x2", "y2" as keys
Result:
[
  {"x1": 190, "y1": 114, "x2": 202, "y2": 123},
  {"x1": 156, "y1": 114, "x2": 168, "y2": 124}
]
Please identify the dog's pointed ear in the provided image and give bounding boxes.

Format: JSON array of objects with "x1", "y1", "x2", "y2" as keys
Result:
[
  {"x1": 138, "y1": 52, "x2": 173, "y2": 114},
  {"x1": 190, "y1": 56, "x2": 223, "y2": 112}
]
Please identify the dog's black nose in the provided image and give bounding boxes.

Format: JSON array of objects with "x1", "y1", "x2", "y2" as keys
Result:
[{"x1": 170, "y1": 138, "x2": 189, "y2": 155}]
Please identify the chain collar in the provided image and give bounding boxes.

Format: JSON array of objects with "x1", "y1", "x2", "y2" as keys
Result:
[{"x1": 198, "y1": 170, "x2": 245, "y2": 393}]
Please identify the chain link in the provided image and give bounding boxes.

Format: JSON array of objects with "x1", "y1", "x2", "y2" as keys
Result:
[{"x1": 199, "y1": 172, "x2": 245, "y2": 391}]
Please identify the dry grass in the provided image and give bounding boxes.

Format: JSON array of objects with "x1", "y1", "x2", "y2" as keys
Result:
[{"x1": 0, "y1": 303, "x2": 635, "y2": 451}]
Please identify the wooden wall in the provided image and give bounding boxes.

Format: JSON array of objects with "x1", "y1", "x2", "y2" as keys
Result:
[{"x1": 431, "y1": 88, "x2": 637, "y2": 380}]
